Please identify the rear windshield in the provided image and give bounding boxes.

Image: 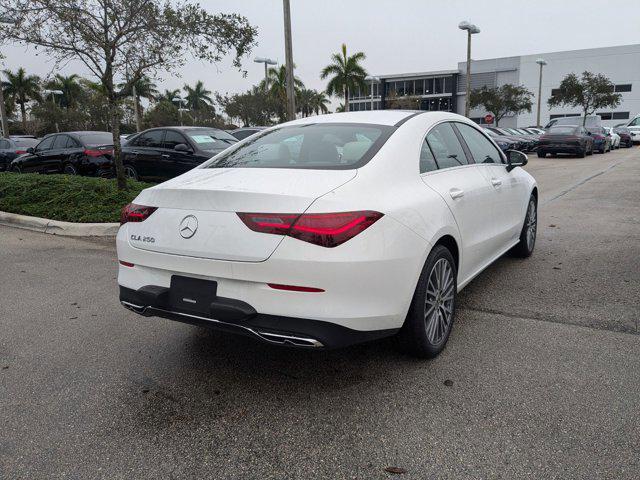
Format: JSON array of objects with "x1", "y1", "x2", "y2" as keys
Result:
[
  {"x1": 549, "y1": 126, "x2": 578, "y2": 135},
  {"x1": 186, "y1": 129, "x2": 237, "y2": 150},
  {"x1": 206, "y1": 123, "x2": 393, "y2": 170},
  {"x1": 14, "y1": 138, "x2": 38, "y2": 147},
  {"x1": 79, "y1": 133, "x2": 113, "y2": 146}
]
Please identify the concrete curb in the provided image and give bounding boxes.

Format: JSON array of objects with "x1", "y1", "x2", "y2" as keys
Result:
[{"x1": 0, "y1": 211, "x2": 119, "y2": 237}]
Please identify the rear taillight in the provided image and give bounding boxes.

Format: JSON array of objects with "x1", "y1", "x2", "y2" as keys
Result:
[
  {"x1": 237, "y1": 211, "x2": 383, "y2": 248},
  {"x1": 15, "y1": 150, "x2": 27, "y2": 154},
  {"x1": 120, "y1": 203, "x2": 157, "y2": 225},
  {"x1": 84, "y1": 148, "x2": 114, "y2": 157}
]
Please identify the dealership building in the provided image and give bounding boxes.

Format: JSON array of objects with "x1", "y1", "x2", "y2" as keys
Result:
[{"x1": 349, "y1": 44, "x2": 640, "y2": 127}]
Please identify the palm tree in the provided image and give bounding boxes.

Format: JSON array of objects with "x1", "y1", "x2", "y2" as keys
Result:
[
  {"x1": 296, "y1": 88, "x2": 315, "y2": 117},
  {"x1": 158, "y1": 89, "x2": 181, "y2": 103},
  {"x1": 312, "y1": 91, "x2": 330, "y2": 115},
  {"x1": 320, "y1": 44, "x2": 367, "y2": 112},
  {"x1": 3, "y1": 68, "x2": 41, "y2": 130},
  {"x1": 127, "y1": 76, "x2": 159, "y2": 131},
  {"x1": 262, "y1": 65, "x2": 304, "y2": 122},
  {"x1": 45, "y1": 74, "x2": 83, "y2": 108},
  {"x1": 183, "y1": 81, "x2": 213, "y2": 111}
]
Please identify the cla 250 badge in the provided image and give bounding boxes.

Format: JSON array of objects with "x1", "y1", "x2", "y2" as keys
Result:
[{"x1": 130, "y1": 235, "x2": 155, "y2": 243}]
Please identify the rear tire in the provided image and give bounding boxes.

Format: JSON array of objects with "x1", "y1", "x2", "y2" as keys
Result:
[
  {"x1": 397, "y1": 245, "x2": 457, "y2": 359},
  {"x1": 123, "y1": 164, "x2": 139, "y2": 181},
  {"x1": 511, "y1": 195, "x2": 537, "y2": 258},
  {"x1": 11, "y1": 165, "x2": 22, "y2": 173},
  {"x1": 537, "y1": 151, "x2": 546, "y2": 158},
  {"x1": 63, "y1": 163, "x2": 78, "y2": 175}
]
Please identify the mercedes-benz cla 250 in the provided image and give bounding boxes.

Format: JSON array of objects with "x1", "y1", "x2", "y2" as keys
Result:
[{"x1": 118, "y1": 111, "x2": 537, "y2": 358}]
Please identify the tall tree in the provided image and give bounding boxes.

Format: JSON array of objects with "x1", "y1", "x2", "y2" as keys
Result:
[
  {"x1": 184, "y1": 81, "x2": 213, "y2": 111},
  {"x1": 0, "y1": 0, "x2": 256, "y2": 189},
  {"x1": 320, "y1": 44, "x2": 367, "y2": 112},
  {"x1": 470, "y1": 84, "x2": 534, "y2": 126},
  {"x1": 261, "y1": 65, "x2": 304, "y2": 122},
  {"x1": 45, "y1": 74, "x2": 83, "y2": 109},
  {"x1": 158, "y1": 89, "x2": 181, "y2": 103},
  {"x1": 548, "y1": 71, "x2": 622, "y2": 126},
  {"x1": 311, "y1": 91, "x2": 330, "y2": 115},
  {"x1": 2, "y1": 67, "x2": 41, "y2": 130},
  {"x1": 217, "y1": 86, "x2": 276, "y2": 126},
  {"x1": 123, "y1": 76, "x2": 159, "y2": 131}
]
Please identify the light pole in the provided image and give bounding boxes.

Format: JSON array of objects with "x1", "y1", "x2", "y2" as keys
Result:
[
  {"x1": 172, "y1": 96, "x2": 188, "y2": 126},
  {"x1": 254, "y1": 57, "x2": 277, "y2": 91},
  {"x1": 458, "y1": 21, "x2": 480, "y2": 118},
  {"x1": 535, "y1": 58, "x2": 547, "y2": 128},
  {"x1": 282, "y1": 0, "x2": 296, "y2": 121},
  {"x1": 364, "y1": 75, "x2": 380, "y2": 111},
  {"x1": 43, "y1": 89, "x2": 63, "y2": 132},
  {"x1": 0, "y1": 15, "x2": 16, "y2": 138}
]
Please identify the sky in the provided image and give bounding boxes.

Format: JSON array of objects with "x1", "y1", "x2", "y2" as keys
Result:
[{"x1": 2, "y1": 0, "x2": 640, "y2": 108}]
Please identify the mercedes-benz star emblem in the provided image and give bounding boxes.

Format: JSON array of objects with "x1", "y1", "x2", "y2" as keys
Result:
[{"x1": 179, "y1": 215, "x2": 198, "y2": 239}]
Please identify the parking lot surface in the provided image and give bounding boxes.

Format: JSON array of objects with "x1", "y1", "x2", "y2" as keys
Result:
[{"x1": 1, "y1": 148, "x2": 639, "y2": 479}]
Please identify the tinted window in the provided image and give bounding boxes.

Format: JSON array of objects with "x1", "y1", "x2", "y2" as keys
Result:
[
  {"x1": 232, "y1": 130, "x2": 256, "y2": 140},
  {"x1": 419, "y1": 140, "x2": 438, "y2": 173},
  {"x1": 426, "y1": 123, "x2": 468, "y2": 169},
  {"x1": 455, "y1": 123, "x2": 502, "y2": 164},
  {"x1": 186, "y1": 129, "x2": 237, "y2": 150},
  {"x1": 207, "y1": 124, "x2": 390, "y2": 170},
  {"x1": 79, "y1": 132, "x2": 113, "y2": 146},
  {"x1": 14, "y1": 138, "x2": 39, "y2": 148},
  {"x1": 36, "y1": 136, "x2": 55, "y2": 151},
  {"x1": 53, "y1": 135, "x2": 68, "y2": 149},
  {"x1": 68, "y1": 137, "x2": 81, "y2": 148},
  {"x1": 163, "y1": 130, "x2": 188, "y2": 149},
  {"x1": 134, "y1": 130, "x2": 164, "y2": 148}
]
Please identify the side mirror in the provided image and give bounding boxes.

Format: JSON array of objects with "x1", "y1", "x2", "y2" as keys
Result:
[
  {"x1": 587, "y1": 131, "x2": 592, "y2": 136},
  {"x1": 174, "y1": 143, "x2": 191, "y2": 153},
  {"x1": 26, "y1": 147, "x2": 35, "y2": 154},
  {"x1": 505, "y1": 150, "x2": 528, "y2": 172}
]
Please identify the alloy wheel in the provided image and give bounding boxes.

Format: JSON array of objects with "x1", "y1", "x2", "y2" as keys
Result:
[
  {"x1": 424, "y1": 258, "x2": 455, "y2": 345},
  {"x1": 124, "y1": 166, "x2": 137, "y2": 180},
  {"x1": 526, "y1": 200, "x2": 537, "y2": 250}
]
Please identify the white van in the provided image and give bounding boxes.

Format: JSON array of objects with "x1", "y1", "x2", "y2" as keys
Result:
[
  {"x1": 626, "y1": 115, "x2": 640, "y2": 143},
  {"x1": 545, "y1": 115, "x2": 602, "y2": 129}
]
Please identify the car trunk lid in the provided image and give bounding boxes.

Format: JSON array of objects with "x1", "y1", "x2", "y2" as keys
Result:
[{"x1": 126, "y1": 167, "x2": 357, "y2": 261}]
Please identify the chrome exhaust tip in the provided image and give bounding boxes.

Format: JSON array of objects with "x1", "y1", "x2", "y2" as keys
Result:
[{"x1": 254, "y1": 330, "x2": 324, "y2": 348}]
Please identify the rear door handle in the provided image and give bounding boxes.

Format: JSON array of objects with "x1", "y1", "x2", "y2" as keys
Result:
[
  {"x1": 449, "y1": 188, "x2": 465, "y2": 200},
  {"x1": 161, "y1": 154, "x2": 170, "y2": 158},
  {"x1": 491, "y1": 178, "x2": 502, "y2": 187}
]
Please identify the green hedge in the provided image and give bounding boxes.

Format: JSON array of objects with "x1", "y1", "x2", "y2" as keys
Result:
[{"x1": 0, "y1": 173, "x2": 154, "y2": 223}]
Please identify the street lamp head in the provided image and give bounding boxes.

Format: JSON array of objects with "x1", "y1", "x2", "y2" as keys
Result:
[
  {"x1": 459, "y1": 21, "x2": 480, "y2": 34},
  {"x1": 254, "y1": 57, "x2": 277, "y2": 65},
  {"x1": 536, "y1": 58, "x2": 547, "y2": 66}
]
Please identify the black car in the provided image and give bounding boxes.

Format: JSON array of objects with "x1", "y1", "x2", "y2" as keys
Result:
[
  {"x1": 230, "y1": 126, "x2": 267, "y2": 141},
  {"x1": 537, "y1": 125, "x2": 594, "y2": 158},
  {"x1": 10, "y1": 131, "x2": 114, "y2": 176},
  {"x1": 0, "y1": 137, "x2": 39, "y2": 171},
  {"x1": 121, "y1": 126, "x2": 238, "y2": 182},
  {"x1": 614, "y1": 127, "x2": 633, "y2": 148}
]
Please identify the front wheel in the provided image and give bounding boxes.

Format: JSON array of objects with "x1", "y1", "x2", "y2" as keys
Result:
[
  {"x1": 511, "y1": 195, "x2": 537, "y2": 258},
  {"x1": 397, "y1": 245, "x2": 457, "y2": 358},
  {"x1": 11, "y1": 165, "x2": 22, "y2": 174},
  {"x1": 537, "y1": 151, "x2": 546, "y2": 158},
  {"x1": 123, "y1": 164, "x2": 139, "y2": 181},
  {"x1": 577, "y1": 148, "x2": 586, "y2": 158}
]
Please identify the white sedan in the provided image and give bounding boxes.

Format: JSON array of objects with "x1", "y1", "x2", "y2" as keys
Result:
[{"x1": 117, "y1": 111, "x2": 537, "y2": 358}]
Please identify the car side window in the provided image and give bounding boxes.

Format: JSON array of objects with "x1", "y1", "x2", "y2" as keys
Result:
[
  {"x1": 426, "y1": 123, "x2": 468, "y2": 169},
  {"x1": 628, "y1": 118, "x2": 640, "y2": 127},
  {"x1": 455, "y1": 123, "x2": 503, "y2": 164},
  {"x1": 419, "y1": 139, "x2": 438, "y2": 173},
  {"x1": 233, "y1": 130, "x2": 253, "y2": 140},
  {"x1": 135, "y1": 130, "x2": 164, "y2": 148},
  {"x1": 163, "y1": 130, "x2": 188, "y2": 150},
  {"x1": 36, "y1": 136, "x2": 55, "y2": 152},
  {"x1": 53, "y1": 135, "x2": 68, "y2": 149},
  {"x1": 0, "y1": 139, "x2": 9, "y2": 149},
  {"x1": 66, "y1": 137, "x2": 80, "y2": 148}
]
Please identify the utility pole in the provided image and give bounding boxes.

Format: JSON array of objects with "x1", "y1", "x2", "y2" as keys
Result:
[
  {"x1": 282, "y1": 0, "x2": 296, "y2": 121},
  {"x1": 535, "y1": 58, "x2": 547, "y2": 127},
  {"x1": 254, "y1": 57, "x2": 277, "y2": 91}
]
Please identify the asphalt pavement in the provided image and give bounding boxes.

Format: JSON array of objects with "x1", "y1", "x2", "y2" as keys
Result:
[{"x1": 1, "y1": 147, "x2": 639, "y2": 479}]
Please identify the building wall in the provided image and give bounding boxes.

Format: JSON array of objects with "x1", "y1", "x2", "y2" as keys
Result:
[{"x1": 517, "y1": 44, "x2": 640, "y2": 127}]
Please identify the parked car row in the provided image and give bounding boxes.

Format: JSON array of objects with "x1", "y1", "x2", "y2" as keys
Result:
[
  {"x1": 4, "y1": 126, "x2": 240, "y2": 182},
  {"x1": 535, "y1": 124, "x2": 628, "y2": 158}
]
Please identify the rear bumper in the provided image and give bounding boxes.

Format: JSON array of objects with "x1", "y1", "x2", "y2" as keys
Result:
[{"x1": 120, "y1": 286, "x2": 398, "y2": 348}]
